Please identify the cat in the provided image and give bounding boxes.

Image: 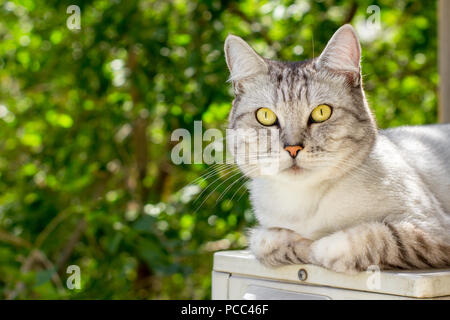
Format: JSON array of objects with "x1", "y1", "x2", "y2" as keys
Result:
[{"x1": 223, "y1": 24, "x2": 450, "y2": 273}]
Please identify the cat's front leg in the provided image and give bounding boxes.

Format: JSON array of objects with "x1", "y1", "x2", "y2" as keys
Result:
[
  {"x1": 249, "y1": 227, "x2": 313, "y2": 267},
  {"x1": 309, "y1": 221, "x2": 450, "y2": 274}
]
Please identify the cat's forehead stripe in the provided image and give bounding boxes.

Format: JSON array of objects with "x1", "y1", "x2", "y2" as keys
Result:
[{"x1": 269, "y1": 62, "x2": 313, "y2": 106}]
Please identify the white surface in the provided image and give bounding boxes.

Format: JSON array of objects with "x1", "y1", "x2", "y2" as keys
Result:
[
  {"x1": 213, "y1": 250, "x2": 450, "y2": 299},
  {"x1": 211, "y1": 271, "x2": 230, "y2": 300},
  {"x1": 241, "y1": 283, "x2": 330, "y2": 300},
  {"x1": 228, "y1": 275, "x2": 422, "y2": 300}
]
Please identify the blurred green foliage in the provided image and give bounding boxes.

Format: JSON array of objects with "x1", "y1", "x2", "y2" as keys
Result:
[{"x1": 0, "y1": 0, "x2": 438, "y2": 299}]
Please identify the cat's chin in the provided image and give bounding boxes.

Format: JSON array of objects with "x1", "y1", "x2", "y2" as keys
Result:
[
  {"x1": 241, "y1": 162, "x2": 315, "y2": 179},
  {"x1": 261, "y1": 163, "x2": 309, "y2": 179},
  {"x1": 283, "y1": 164, "x2": 303, "y2": 175}
]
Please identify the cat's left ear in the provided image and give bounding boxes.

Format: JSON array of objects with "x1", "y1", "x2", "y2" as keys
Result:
[{"x1": 316, "y1": 24, "x2": 361, "y2": 78}]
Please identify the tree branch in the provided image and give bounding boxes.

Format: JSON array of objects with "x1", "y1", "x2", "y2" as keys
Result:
[
  {"x1": 56, "y1": 218, "x2": 87, "y2": 273},
  {"x1": 0, "y1": 229, "x2": 32, "y2": 249},
  {"x1": 344, "y1": 1, "x2": 358, "y2": 24}
]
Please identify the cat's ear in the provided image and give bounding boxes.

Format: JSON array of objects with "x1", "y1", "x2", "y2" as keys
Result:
[
  {"x1": 316, "y1": 24, "x2": 361, "y2": 74},
  {"x1": 224, "y1": 35, "x2": 268, "y2": 82}
]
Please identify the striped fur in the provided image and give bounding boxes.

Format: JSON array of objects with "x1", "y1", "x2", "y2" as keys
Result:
[{"x1": 250, "y1": 221, "x2": 450, "y2": 273}]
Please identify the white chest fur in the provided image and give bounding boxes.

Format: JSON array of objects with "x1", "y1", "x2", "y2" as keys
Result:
[{"x1": 248, "y1": 174, "x2": 394, "y2": 240}]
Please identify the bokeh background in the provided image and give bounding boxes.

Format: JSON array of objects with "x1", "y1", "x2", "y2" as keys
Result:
[{"x1": 0, "y1": 0, "x2": 438, "y2": 299}]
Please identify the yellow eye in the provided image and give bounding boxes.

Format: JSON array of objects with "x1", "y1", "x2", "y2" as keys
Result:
[
  {"x1": 256, "y1": 108, "x2": 278, "y2": 126},
  {"x1": 310, "y1": 104, "x2": 332, "y2": 123}
]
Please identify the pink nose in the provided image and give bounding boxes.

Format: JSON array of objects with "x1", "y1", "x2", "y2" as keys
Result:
[{"x1": 284, "y1": 145, "x2": 303, "y2": 158}]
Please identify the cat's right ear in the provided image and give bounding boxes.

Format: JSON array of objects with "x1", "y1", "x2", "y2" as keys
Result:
[{"x1": 224, "y1": 35, "x2": 268, "y2": 82}]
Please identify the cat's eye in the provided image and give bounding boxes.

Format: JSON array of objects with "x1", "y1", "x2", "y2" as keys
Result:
[
  {"x1": 256, "y1": 108, "x2": 278, "y2": 126},
  {"x1": 310, "y1": 104, "x2": 332, "y2": 123}
]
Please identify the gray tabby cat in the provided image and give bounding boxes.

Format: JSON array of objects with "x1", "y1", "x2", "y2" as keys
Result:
[{"x1": 224, "y1": 24, "x2": 450, "y2": 273}]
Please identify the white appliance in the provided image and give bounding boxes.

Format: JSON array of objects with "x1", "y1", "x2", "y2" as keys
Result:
[{"x1": 212, "y1": 250, "x2": 450, "y2": 300}]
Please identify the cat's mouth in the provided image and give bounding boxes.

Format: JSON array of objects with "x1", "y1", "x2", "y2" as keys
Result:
[{"x1": 286, "y1": 163, "x2": 303, "y2": 174}]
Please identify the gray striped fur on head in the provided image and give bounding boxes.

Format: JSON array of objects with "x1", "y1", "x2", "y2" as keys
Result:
[{"x1": 225, "y1": 25, "x2": 377, "y2": 179}]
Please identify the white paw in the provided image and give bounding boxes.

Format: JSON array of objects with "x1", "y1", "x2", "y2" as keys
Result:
[
  {"x1": 310, "y1": 231, "x2": 359, "y2": 273},
  {"x1": 249, "y1": 228, "x2": 293, "y2": 257},
  {"x1": 249, "y1": 227, "x2": 311, "y2": 267}
]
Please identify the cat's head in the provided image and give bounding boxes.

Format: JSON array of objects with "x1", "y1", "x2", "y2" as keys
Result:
[{"x1": 224, "y1": 25, "x2": 377, "y2": 182}]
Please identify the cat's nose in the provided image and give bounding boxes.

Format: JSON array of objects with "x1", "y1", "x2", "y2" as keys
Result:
[{"x1": 284, "y1": 145, "x2": 303, "y2": 158}]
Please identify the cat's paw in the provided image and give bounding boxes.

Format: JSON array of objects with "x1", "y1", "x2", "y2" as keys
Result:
[
  {"x1": 249, "y1": 227, "x2": 312, "y2": 267},
  {"x1": 309, "y1": 231, "x2": 367, "y2": 274}
]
